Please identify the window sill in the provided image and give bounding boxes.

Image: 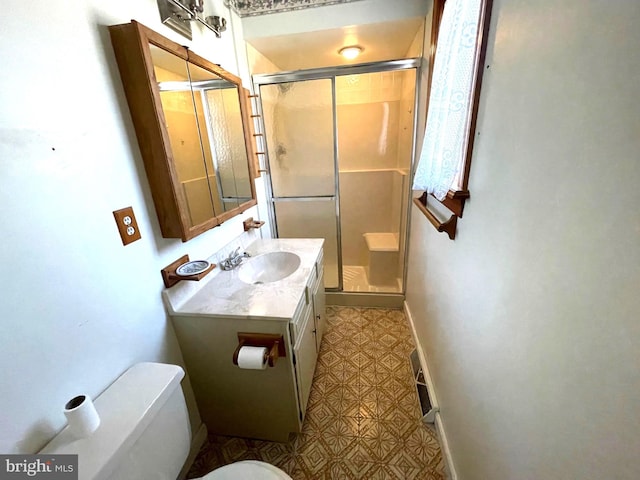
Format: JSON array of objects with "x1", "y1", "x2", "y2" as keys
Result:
[{"x1": 438, "y1": 189, "x2": 469, "y2": 218}]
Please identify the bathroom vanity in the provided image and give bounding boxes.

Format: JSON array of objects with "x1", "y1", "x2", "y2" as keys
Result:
[{"x1": 164, "y1": 239, "x2": 325, "y2": 442}]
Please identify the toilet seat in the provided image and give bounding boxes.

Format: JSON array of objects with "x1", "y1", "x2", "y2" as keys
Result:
[{"x1": 197, "y1": 460, "x2": 292, "y2": 480}]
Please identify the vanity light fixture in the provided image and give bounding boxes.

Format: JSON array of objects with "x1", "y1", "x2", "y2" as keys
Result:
[
  {"x1": 205, "y1": 15, "x2": 227, "y2": 35},
  {"x1": 339, "y1": 45, "x2": 363, "y2": 60},
  {"x1": 157, "y1": 0, "x2": 226, "y2": 39}
]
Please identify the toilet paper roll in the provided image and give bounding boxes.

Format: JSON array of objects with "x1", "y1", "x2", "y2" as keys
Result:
[
  {"x1": 237, "y1": 346, "x2": 269, "y2": 370},
  {"x1": 64, "y1": 394, "x2": 101, "y2": 438}
]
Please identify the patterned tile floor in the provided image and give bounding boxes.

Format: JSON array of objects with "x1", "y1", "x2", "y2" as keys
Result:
[{"x1": 187, "y1": 307, "x2": 445, "y2": 479}]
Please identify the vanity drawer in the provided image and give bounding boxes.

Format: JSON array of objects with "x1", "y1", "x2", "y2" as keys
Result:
[
  {"x1": 290, "y1": 248, "x2": 325, "y2": 345},
  {"x1": 307, "y1": 254, "x2": 324, "y2": 292},
  {"x1": 289, "y1": 295, "x2": 307, "y2": 343},
  {"x1": 315, "y1": 248, "x2": 324, "y2": 279}
]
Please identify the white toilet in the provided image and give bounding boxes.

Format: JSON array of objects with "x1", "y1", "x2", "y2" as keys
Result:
[
  {"x1": 41, "y1": 363, "x2": 292, "y2": 480},
  {"x1": 196, "y1": 460, "x2": 290, "y2": 479}
]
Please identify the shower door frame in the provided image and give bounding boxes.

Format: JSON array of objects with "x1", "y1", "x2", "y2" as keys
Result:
[{"x1": 254, "y1": 58, "x2": 422, "y2": 294}]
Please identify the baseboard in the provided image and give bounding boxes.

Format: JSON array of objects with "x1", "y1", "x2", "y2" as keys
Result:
[
  {"x1": 403, "y1": 301, "x2": 457, "y2": 480},
  {"x1": 435, "y1": 413, "x2": 457, "y2": 480},
  {"x1": 178, "y1": 422, "x2": 208, "y2": 480}
]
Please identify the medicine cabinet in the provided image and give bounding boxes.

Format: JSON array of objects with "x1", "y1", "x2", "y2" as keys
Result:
[{"x1": 109, "y1": 21, "x2": 258, "y2": 241}]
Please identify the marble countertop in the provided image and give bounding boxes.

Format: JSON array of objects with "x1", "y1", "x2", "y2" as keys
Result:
[{"x1": 164, "y1": 238, "x2": 324, "y2": 321}]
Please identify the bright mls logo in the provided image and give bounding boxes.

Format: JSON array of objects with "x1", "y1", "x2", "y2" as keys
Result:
[{"x1": 0, "y1": 455, "x2": 77, "y2": 479}]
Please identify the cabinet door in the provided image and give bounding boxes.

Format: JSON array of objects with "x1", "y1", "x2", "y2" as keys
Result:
[
  {"x1": 108, "y1": 21, "x2": 258, "y2": 242},
  {"x1": 294, "y1": 305, "x2": 317, "y2": 419},
  {"x1": 312, "y1": 266, "x2": 326, "y2": 352}
]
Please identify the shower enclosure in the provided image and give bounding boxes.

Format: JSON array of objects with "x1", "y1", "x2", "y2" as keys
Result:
[{"x1": 254, "y1": 60, "x2": 418, "y2": 297}]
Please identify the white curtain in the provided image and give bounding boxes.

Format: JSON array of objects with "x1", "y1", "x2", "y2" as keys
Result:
[{"x1": 412, "y1": 0, "x2": 482, "y2": 200}]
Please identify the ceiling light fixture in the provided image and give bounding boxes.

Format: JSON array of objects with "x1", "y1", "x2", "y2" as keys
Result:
[{"x1": 339, "y1": 46, "x2": 363, "y2": 60}]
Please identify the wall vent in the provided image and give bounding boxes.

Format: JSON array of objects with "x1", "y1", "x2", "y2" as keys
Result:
[{"x1": 410, "y1": 349, "x2": 438, "y2": 424}]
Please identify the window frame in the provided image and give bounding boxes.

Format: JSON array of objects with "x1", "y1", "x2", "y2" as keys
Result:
[{"x1": 414, "y1": 0, "x2": 494, "y2": 237}]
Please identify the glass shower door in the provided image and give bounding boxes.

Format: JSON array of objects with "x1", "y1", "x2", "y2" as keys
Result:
[
  {"x1": 336, "y1": 69, "x2": 417, "y2": 293},
  {"x1": 259, "y1": 79, "x2": 340, "y2": 289}
]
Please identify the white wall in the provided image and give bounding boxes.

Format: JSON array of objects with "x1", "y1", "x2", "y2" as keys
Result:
[
  {"x1": 246, "y1": 43, "x2": 284, "y2": 75},
  {"x1": 406, "y1": 1, "x2": 640, "y2": 479},
  {"x1": 0, "y1": 0, "x2": 260, "y2": 454}
]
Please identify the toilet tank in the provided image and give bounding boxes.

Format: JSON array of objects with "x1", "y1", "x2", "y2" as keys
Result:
[{"x1": 41, "y1": 363, "x2": 191, "y2": 480}]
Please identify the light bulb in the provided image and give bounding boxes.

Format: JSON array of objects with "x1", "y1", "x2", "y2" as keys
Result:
[{"x1": 339, "y1": 46, "x2": 363, "y2": 60}]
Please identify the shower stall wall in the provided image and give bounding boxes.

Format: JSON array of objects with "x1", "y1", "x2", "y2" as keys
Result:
[{"x1": 255, "y1": 60, "x2": 419, "y2": 297}]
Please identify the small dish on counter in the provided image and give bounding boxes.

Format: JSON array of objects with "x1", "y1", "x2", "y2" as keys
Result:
[{"x1": 176, "y1": 260, "x2": 211, "y2": 277}]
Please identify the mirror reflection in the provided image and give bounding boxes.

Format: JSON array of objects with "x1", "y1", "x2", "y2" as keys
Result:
[
  {"x1": 150, "y1": 45, "x2": 217, "y2": 227},
  {"x1": 150, "y1": 44, "x2": 251, "y2": 229},
  {"x1": 187, "y1": 62, "x2": 252, "y2": 212}
]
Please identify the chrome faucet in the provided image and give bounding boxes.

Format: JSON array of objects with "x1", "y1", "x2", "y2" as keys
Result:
[{"x1": 219, "y1": 247, "x2": 250, "y2": 271}]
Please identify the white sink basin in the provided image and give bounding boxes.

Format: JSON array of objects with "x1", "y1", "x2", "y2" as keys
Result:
[{"x1": 238, "y1": 251, "x2": 301, "y2": 285}]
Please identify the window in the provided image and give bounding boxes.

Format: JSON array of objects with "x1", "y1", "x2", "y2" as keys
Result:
[{"x1": 413, "y1": 0, "x2": 493, "y2": 239}]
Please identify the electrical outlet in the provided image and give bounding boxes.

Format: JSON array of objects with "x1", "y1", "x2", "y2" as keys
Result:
[{"x1": 113, "y1": 206, "x2": 141, "y2": 246}]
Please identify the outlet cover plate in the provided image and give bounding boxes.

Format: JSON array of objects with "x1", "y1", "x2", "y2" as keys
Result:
[{"x1": 113, "y1": 206, "x2": 142, "y2": 245}]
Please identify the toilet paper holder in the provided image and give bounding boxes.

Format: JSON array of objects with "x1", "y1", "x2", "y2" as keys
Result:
[{"x1": 232, "y1": 333, "x2": 286, "y2": 367}]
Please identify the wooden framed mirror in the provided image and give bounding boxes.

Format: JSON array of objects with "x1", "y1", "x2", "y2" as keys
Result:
[{"x1": 109, "y1": 21, "x2": 258, "y2": 242}]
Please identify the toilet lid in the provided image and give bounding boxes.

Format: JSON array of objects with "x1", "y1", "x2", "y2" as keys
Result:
[{"x1": 198, "y1": 460, "x2": 292, "y2": 480}]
